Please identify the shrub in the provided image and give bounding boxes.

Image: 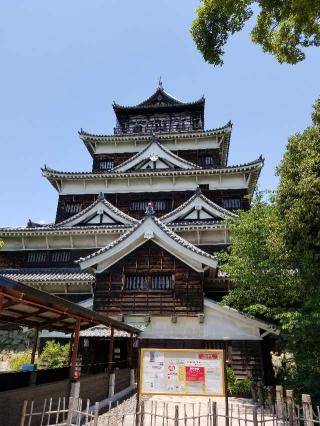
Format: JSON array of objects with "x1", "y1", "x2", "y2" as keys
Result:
[
  {"x1": 227, "y1": 366, "x2": 251, "y2": 398},
  {"x1": 9, "y1": 352, "x2": 35, "y2": 371},
  {"x1": 39, "y1": 341, "x2": 70, "y2": 369}
]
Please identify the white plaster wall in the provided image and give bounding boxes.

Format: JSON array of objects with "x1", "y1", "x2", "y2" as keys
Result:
[
  {"x1": 139, "y1": 306, "x2": 261, "y2": 341},
  {"x1": 94, "y1": 136, "x2": 221, "y2": 155},
  {"x1": 59, "y1": 174, "x2": 248, "y2": 195}
]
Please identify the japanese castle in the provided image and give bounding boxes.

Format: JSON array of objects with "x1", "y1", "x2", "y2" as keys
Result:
[{"x1": 0, "y1": 81, "x2": 278, "y2": 379}]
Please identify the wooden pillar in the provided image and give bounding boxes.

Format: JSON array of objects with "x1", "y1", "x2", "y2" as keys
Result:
[
  {"x1": 0, "y1": 291, "x2": 4, "y2": 312},
  {"x1": 70, "y1": 320, "x2": 81, "y2": 379},
  {"x1": 30, "y1": 327, "x2": 39, "y2": 364},
  {"x1": 127, "y1": 333, "x2": 133, "y2": 368},
  {"x1": 108, "y1": 327, "x2": 114, "y2": 371}
]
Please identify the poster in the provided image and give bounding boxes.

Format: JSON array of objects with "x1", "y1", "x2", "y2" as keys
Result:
[{"x1": 140, "y1": 348, "x2": 225, "y2": 396}]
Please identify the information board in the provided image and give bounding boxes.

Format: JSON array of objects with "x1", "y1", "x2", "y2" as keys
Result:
[{"x1": 139, "y1": 348, "x2": 225, "y2": 396}]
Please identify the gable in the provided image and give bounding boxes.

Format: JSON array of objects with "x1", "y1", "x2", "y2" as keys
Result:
[
  {"x1": 161, "y1": 191, "x2": 238, "y2": 224},
  {"x1": 56, "y1": 196, "x2": 138, "y2": 228},
  {"x1": 77, "y1": 215, "x2": 218, "y2": 273},
  {"x1": 111, "y1": 139, "x2": 200, "y2": 173}
]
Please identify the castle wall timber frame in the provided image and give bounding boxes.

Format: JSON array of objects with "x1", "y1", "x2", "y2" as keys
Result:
[{"x1": 94, "y1": 241, "x2": 205, "y2": 316}]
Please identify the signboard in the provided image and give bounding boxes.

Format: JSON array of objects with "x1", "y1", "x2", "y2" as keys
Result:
[{"x1": 139, "y1": 348, "x2": 225, "y2": 396}]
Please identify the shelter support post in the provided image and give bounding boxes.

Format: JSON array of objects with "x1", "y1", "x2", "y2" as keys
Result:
[
  {"x1": 108, "y1": 326, "x2": 114, "y2": 371},
  {"x1": 30, "y1": 327, "x2": 39, "y2": 364},
  {"x1": 127, "y1": 332, "x2": 133, "y2": 368},
  {"x1": 70, "y1": 319, "x2": 81, "y2": 380}
]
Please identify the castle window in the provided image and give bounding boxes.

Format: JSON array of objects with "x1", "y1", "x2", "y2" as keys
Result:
[
  {"x1": 124, "y1": 274, "x2": 172, "y2": 291},
  {"x1": 27, "y1": 251, "x2": 48, "y2": 263},
  {"x1": 133, "y1": 124, "x2": 143, "y2": 133},
  {"x1": 129, "y1": 200, "x2": 169, "y2": 212},
  {"x1": 129, "y1": 201, "x2": 149, "y2": 212},
  {"x1": 223, "y1": 198, "x2": 241, "y2": 209},
  {"x1": 199, "y1": 155, "x2": 215, "y2": 167},
  {"x1": 65, "y1": 203, "x2": 81, "y2": 214},
  {"x1": 99, "y1": 160, "x2": 115, "y2": 170},
  {"x1": 151, "y1": 274, "x2": 172, "y2": 290},
  {"x1": 51, "y1": 251, "x2": 70, "y2": 263},
  {"x1": 125, "y1": 275, "x2": 148, "y2": 290}
]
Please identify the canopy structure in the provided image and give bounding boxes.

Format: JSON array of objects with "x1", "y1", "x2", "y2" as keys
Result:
[{"x1": 0, "y1": 276, "x2": 139, "y2": 335}]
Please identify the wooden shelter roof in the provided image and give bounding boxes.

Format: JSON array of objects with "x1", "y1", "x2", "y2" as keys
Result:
[{"x1": 0, "y1": 276, "x2": 140, "y2": 334}]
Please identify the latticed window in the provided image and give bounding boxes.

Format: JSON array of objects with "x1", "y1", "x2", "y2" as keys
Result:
[
  {"x1": 223, "y1": 198, "x2": 241, "y2": 209},
  {"x1": 125, "y1": 275, "x2": 148, "y2": 290},
  {"x1": 65, "y1": 203, "x2": 81, "y2": 214},
  {"x1": 51, "y1": 251, "x2": 70, "y2": 263},
  {"x1": 27, "y1": 252, "x2": 48, "y2": 263},
  {"x1": 99, "y1": 160, "x2": 115, "y2": 170},
  {"x1": 129, "y1": 200, "x2": 169, "y2": 212},
  {"x1": 124, "y1": 274, "x2": 173, "y2": 291},
  {"x1": 151, "y1": 275, "x2": 172, "y2": 290},
  {"x1": 199, "y1": 155, "x2": 215, "y2": 167}
]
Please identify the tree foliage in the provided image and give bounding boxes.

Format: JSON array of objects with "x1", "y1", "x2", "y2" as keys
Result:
[
  {"x1": 191, "y1": 0, "x2": 320, "y2": 65},
  {"x1": 39, "y1": 341, "x2": 70, "y2": 369},
  {"x1": 219, "y1": 192, "x2": 300, "y2": 320},
  {"x1": 219, "y1": 98, "x2": 320, "y2": 397}
]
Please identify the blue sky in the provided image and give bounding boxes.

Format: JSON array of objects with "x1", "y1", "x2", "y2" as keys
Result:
[{"x1": 0, "y1": 1, "x2": 319, "y2": 226}]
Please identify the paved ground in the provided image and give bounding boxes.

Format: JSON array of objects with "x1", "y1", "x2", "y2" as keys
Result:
[{"x1": 97, "y1": 393, "x2": 268, "y2": 426}]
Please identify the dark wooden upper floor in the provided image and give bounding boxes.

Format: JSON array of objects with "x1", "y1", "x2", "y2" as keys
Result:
[
  {"x1": 94, "y1": 241, "x2": 205, "y2": 316},
  {"x1": 55, "y1": 189, "x2": 249, "y2": 223},
  {"x1": 92, "y1": 148, "x2": 222, "y2": 172}
]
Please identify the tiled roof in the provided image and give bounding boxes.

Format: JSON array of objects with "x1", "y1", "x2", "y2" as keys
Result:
[
  {"x1": 42, "y1": 156, "x2": 264, "y2": 178},
  {"x1": 112, "y1": 86, "x2": 205, "y2": 110},
  {"x1": 77, "y1": 215, "x2": 218, "y2": 265},
  {"x1": 0, "y1": 268, "x2": 95, "y2": 284},
  {"x1": 78, "y1": 124, "x2": 231, "y2": 141},
  {"x1": 80, "y1": 325, "x2": 130, "y2": 338},
  {"x1": 0, "y1": 224, "x2": 130, "y2": 235}
]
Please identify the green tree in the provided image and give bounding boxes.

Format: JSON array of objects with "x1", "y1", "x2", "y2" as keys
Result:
[
  {"x1": 191, "y1": 0, "x2": 320, "y2": 65},
  {"x1": 275, "y1": 98, "x2": 320, "y2": 397},
  {"x1": 219, "y1": 192, "x2": 300, "y2": 320},
  {"x1": 219, "y1": 98, "x2": 320, "y2": 398},
  {"x1": 39, "y1": 341, "x2": 70, "y2": 369}
]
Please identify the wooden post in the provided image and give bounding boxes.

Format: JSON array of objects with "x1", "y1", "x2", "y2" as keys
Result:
[
  {"x1": 257, "y1": 380, "x2": 264, "y2": 406},
  {"x1": 108, "y1": 327, "x2": 114, "y2": 371},
  {"x1": 286, "y1": 390, "x2": 295, "y2": 426},
  {"x1": 93, "y1": 402, "x2": 99, "y2": 426},
  {"x1": 252, "y1": 406, "x2": 258, "y2": 426},
  {"x1": 224, "y1": 358, "x2": 229, "y2": 426},
  {"x1": 30, "y1": 327, "x2": 39, "y2": 364},
  {"x1": 212, "y1": 401, "x2": 217, "y2": 426},
  {"x1": 19, "y1": 400, "x2": 28, "y2": 426},
  {"x1": 174, "y1": 405, "x2": 179, "y2": 426},
  {"x1": 302, "y1": 394, "x2": 313, "y2": 426},
  {"x1": 127, "y1": 332, "x2": 133, "y2": 368},
  {"x1": 140, "y1": 400, "x2": 145, "y2": 426},
  {"x1": 276, "y1": 385, "x2": 284, "y2": 419},
  {"x1": 0, "y1": 291, "x2": 4, "y2": 312},
  {"x1": 251, "y1": 381, "x2": 258, "y2": 402},
  {"x1": 70, "y1": 319, "x2": 81, "y2": 379},
  {"x1": 266, "y1": 386, "x2": 274, "y2": 407}
]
